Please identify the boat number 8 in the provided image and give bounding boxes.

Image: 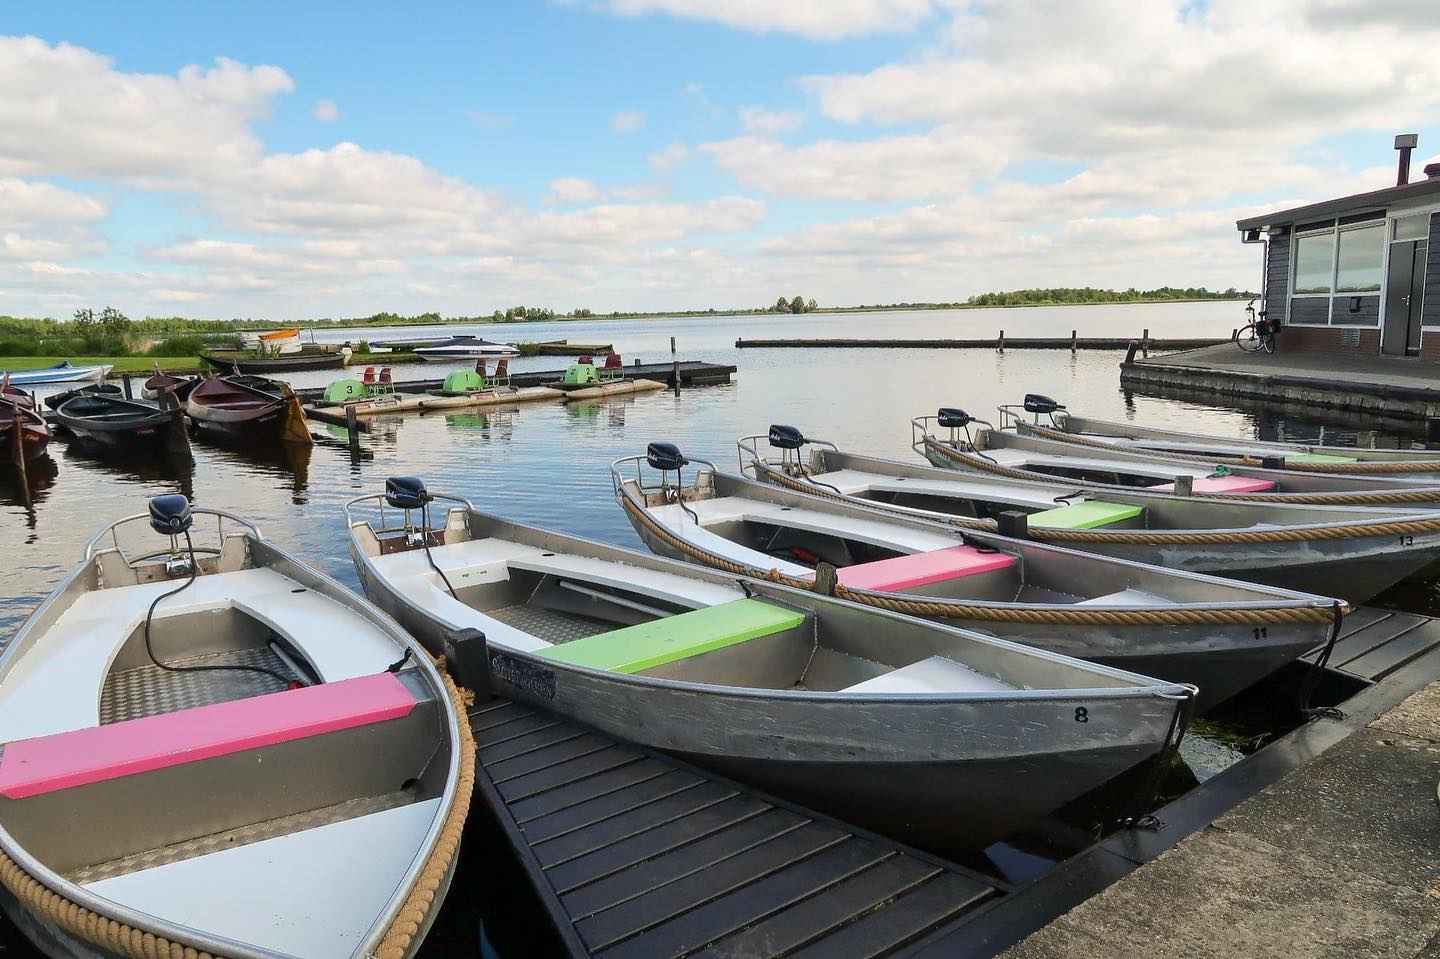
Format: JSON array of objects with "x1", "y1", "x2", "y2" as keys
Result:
[
  {"x1": 1074, "y1": 707, "x2": 1089, "y2": 723},
  {"x1": 1399, "y1": 535, "x2": 1415, "y2": 546}
]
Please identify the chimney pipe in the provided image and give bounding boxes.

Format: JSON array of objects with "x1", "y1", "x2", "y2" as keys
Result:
[
  {"x1": 1426, "y1": 162, "x2": 1440, "y2": 182},
  {"x1": 1395, "y1": 133, "x2": 1419, "y2": 186}
]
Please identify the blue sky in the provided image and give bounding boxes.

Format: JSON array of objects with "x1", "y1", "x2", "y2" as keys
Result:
[{"x1": 2, "y1": 0, "x2": 1439, "y2": 318}]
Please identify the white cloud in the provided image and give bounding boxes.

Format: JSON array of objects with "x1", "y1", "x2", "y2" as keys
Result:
[
  {"x1": 546, "y1": 177, "x2": 605, "y2": 205},
  {"x1": 599, "y1": 0, "x2": 936, "y2": 40},
  {"x1": 469, "y1": 110, "x2": 514, "y2": 128},
  {"x1": 648, "y1": 143, "x2": 690, "y2": 172},
  {"x1": 312, "y1": 98, "x2": 340, "y2": 122},
  {"x1": 738, "y1": 106, "x2": 804, "y2": 134},
  {"x1": 610, "y1": 110, "x2": 645, "y2": 133}
]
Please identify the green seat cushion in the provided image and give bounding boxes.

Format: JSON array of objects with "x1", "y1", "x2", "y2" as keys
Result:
[
  {"x1": 1287, "y1": 453, "x2": 1358, "y2": 464},
  {"x1": 1028, "y1": 500, "x2": 1143, "y2": 530},
  {"x1": 533, "y1": 599, "x2": 806, "y2": 674}
]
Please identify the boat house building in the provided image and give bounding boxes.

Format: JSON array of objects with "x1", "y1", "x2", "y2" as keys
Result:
[{"x1": 1237, "y1": 135, "x2": 1440, "y2": 359}]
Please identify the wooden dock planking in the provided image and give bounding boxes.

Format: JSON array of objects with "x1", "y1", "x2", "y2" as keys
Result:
[
  {"x1": 292, "y1": 360, "x2": 736, "y2": 403},
  {"x1": 471, "y1": 703, "x2": 1006, "y2": 958}
]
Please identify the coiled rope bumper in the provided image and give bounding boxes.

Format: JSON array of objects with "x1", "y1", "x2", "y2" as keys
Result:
[
  {"x1": 0, "y1": 663, "x2": 477, "y2": 959},
  {"x1": 620, "y1": 492, "x2": 1340, "y2": 627},
  {"x1": 752, "y1": 459, "x2": 1440, "y2": 548},
  {"x1": 922, "y1": 437, "x2": 1440, "y2": 507},
  {"x1": 1024, "y1": 423, "x2": 1440, "y2": 475}
]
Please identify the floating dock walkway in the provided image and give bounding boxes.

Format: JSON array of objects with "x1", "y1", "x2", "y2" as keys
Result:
[
  {"x1": 737, "y1": 336, "x2": 1226, "y2": 351},
  {"x1": 466, "y1": 607, "x2": 1440, "y2": 958}
]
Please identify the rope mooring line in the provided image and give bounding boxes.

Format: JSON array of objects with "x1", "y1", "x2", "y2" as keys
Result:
[
  {"x1": 0, "y1": 659, "x2": 476, "y2": 959},
  {"x1": 621, "y1": 489, "x2": 1338, "y2": 626}
]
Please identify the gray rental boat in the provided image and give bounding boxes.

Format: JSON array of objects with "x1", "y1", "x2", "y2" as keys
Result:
[
  {"x1": 0, "y1": 497, "x2": 469, "y2": 959},
  {"x1": 739, "y1": 426, "x2": 1440, "y2": 602},
  {"x1": 913, "y1": 397, "x2": 1440, "y2": 508},
  {"x1": 345, "y1": 477, "x2": 1194, "y2": 852},
  {"x1": 1006, "y1": 399, "x2": 1440, "y2": 476},
  {"x1": 613, "y1": 444, "x2": 1343, "y2": 710}
]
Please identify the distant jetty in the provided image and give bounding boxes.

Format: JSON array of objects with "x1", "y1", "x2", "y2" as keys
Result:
[{"x1": 736, "y1": 333, "x2": 1228, "y2": 351}]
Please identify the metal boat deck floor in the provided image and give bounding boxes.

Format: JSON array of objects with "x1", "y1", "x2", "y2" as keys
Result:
[
  {"x1": 472, "y1": 699, "x2": 1009, "y2": 958},
  {"x1": 486, "y1": 605, "x2": 617, "y2": 645},
  {"x1": 99, "y1": 646, "x2": 297, "y2": 725},
  {"x1": 1301, "y1": 605, "x2": 1440, "y2": 682},
  {"x1": 67, "y1": 791, "x2": 412, "y2": 884}
]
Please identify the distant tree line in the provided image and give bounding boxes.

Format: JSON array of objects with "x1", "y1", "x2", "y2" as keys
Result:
[
  {"x1": 770, "y1": 296, "x2": 819, "y2": 314},
  {"x1": 963, "y1": 287, "x2": 1254, "y2": 307}
]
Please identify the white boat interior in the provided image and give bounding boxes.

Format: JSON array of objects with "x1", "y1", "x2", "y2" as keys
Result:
[{"x1": 0, "y1": 508, "x2": 455, "y2": 959}]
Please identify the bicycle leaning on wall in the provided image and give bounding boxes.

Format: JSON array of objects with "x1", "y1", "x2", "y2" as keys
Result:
[{"x1": 1234, "y1": 298, "x2": 1277, "y2": 354}]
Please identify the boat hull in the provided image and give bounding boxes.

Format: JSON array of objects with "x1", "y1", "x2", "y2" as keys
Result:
[
  {"x1": 1, "y1": 363, "x2": 112, "y2": 386},
  {"x1": 202, "y1": 351, "x2": 349, "y2": 373},
  {"x1": 186, "y1": 380, "x2": 313, "y2": 445}
]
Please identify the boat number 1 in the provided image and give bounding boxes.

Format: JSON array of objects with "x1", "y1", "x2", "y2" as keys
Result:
[
  {"x1": 1074, "y1": 707, "x2": 1089, "y2": 723},
  {"x1": 1399, "y1": 535, "x2": 1415, "y2": 546}
]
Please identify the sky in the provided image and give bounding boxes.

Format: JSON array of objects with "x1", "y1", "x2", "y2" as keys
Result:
[{"x1": 2, "y1": 0, "x2": 1440, "y2": 320}]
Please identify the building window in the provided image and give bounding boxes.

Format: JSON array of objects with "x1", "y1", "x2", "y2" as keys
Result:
[
  {"x1": 1336, "y1": 222, "x2": 1384, "y2": 293},
  {"x1": 1292, "y1": 231, "x2": 1334, "y2": 295}
]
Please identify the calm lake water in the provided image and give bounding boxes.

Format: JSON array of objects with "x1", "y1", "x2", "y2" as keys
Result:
[{"x1": 0, "y1": 301, "x2": 1426, "y2": 956}]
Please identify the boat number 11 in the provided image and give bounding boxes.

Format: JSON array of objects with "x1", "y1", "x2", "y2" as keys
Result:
[{"x1": 1399, "y1": 535, "x2": 1415, "y2": 546}]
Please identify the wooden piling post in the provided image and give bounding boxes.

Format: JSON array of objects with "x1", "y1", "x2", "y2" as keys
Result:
[
  {"x1": 121, "y1": 373, "x2": 132, "y2": 399},
  {"x1": 1356, "y1": 429, "x2": 1375, "y2": 450},
  {"x1": 998, "y1": 330, "x2": 1005, "y2": 353},
  {"x1": 670, "y1": 336, "x2": 680, "y2": 396},
  {"x1": 1173, "y1": 475, "x2": 1193, "y2": 496},
  {"x1": 1071, "y1": 330, "x2": 1077, "y2": 353},
  {"x1": 1142, "y1": 328, "x2": 1150, "y2": 358},
  {"x1": 346, "y1": 405, "x2": 361, "y2": 454}
]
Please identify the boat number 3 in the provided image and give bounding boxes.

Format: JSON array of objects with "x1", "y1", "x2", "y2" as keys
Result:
[
  {"x1": 1253, "y1": 627, "x2": 1268, "y2": 641},
  {"x1": 1074, "y1": 707, "x2": 1089, "y2": 723},
  {"x1": 1399, "y1": 535, "x2": 1415, "y2": 546}
]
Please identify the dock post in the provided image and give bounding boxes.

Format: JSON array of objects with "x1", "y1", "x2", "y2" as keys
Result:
[
  {"x1": 1071, "y1": 329, "x2": 1077, "y2": 353},
  {"x1": 1356, "y1": 429, "x2": 1375, "y2": 449},
  {"x1": 1173, "y1": 475, "x2": 1193, "y2": 496},
  {"x1": 345, "y1": 405, "x2": 360, "y2": 455},
  {"x1": 998, "y1": 330, "x2": 1005, "y2": 353},
  {"x1": 670, "y1": 336, "x2": 679, "y2": 395},
  {"x1": 1142, "y1": 328, "x2": 1150, "y2": 358},
  {"x1": 121, "y1": 373, "x2": 132, "y2": 399},
  {"x1": 1124, "y1": 340, "x2": 1139, "y2": 364}
]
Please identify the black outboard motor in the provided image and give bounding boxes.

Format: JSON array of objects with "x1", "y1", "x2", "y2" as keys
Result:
[
  {"x1": 936, "y1": 408, "x2": 971, "y2": 429},
  {"x1": 148, "y1": 494, "x2": 193, "y2": 536},
  {"x1": 767, "y1": 425, "x2": 806, "y2": 450},
  {"x1": 1023, "y1": 394, "x2": 1065, "y2": 416},
  {"x1": 646, "y1": 442, "x2": 688, "y2": 472},
  {"x1": 385, "y1": 475, "x2": 431, "y2": 510}
]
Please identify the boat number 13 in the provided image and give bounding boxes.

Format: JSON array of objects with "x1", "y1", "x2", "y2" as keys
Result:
[{"x1": 1399, "y1": 535, "x2": 1415, "y2": 547}]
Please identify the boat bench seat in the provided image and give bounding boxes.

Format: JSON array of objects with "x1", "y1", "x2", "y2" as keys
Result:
[
  {"x1": 0, "y1": 673, "x2": 415, "y2": 799},
  {"x1": 1151, "y1": 475, "x2": 1276, "y2": 494},
  {"x1": 533, "y1": 599, "x2": 806, "y2": 674},
  {"x1": 1077, "y1": 588, "x2": 1170, "y2": 607},
  {"x1": 1028, "y1": 500, "x2": 1143, "y2": 530},
  {"x1": 843, "y1": 656, "x2": 1015, "y2": 694},
  {"x1": 836, "y1": 546, "x2": 1015, "y2": 593},
  {"x1": 1289, "y1": 453, "x2": 1357, "y2": 464}
]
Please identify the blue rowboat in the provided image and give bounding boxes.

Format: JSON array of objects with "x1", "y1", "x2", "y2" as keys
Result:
[{"x1": 2, "y1": 361, "x2": 114, "y2": 385}]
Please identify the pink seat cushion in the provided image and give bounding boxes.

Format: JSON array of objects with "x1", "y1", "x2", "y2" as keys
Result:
[
  {"x1": 0, "y1": 672, "x2": 415, "y2": 799},
  {"x1": 837, "y1": 545, "x2": 1016, "y2": 593},
  {"x1": 1151, "y1": 475, "x2": 1276, "y2": 494}
]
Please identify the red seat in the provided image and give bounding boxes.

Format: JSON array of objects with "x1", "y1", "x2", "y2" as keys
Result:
[
  {"x1": 0, "y1": 673, "x2": 416, "y2": 799},
  {"x1": 836, "y1": 546, "x2": 1016, "y2": 593},
  {"x1": 376, "y1": 367, "x2": 394, "y2": 394},
  {"x1": 474, "y1": 359, "x2": 488, "y2": 377},
  {"x1": 362, "y1": 367, "x2": 376, "y2": 387},
  {"x1": 603, "y1": 354, "x2": 622, "y2": 369}
]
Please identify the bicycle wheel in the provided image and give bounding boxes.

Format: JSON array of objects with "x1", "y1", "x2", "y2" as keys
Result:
[
  {"x1": 1234, "y1": 323, "x2": 1264, "y2": 352},
  {"x1": 1262, "y1": 332, "x2": 1275, "y2": 354}
]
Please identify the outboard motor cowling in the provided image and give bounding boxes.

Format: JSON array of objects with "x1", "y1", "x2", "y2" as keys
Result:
[
  {"x1": 646, "y1": 442, "x2": 688, "y2": 472},
  {"x1": 148, "y1": 494, "x2": 193, "y2": 536},
  {"x1": 937, "y1": 408, "x2": 972, "y2": 429},
  {"x1": 385, "y1": 475, "x2": 431, "y2": 510},
  {"x1": 1023, "y1": 394, "x2": 1064, "y2": 415},
  {"x1": 767, "y1": 425, "x2": 806, "y2": 450}
]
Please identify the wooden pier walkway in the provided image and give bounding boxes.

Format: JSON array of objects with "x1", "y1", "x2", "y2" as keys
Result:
[
  {"x1": 470, "y1": 698, "x2": 1009, "y2": 958},
  {"x1": 467, "y1": 606, "x2": 1440, "y2": 959},
  {"x1": 736, "y1": 336, "x2": 1225, "y2": 351},
  {"x1": 293, "y1": 360, "x2": 735, "y2": 403}
]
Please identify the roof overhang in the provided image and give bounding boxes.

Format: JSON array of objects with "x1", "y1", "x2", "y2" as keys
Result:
[{"x1": 1236, "y1": 177, "x2": 1440, "y2": 234}]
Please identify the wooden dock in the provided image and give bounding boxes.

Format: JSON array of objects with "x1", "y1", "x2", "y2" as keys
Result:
[
  {"x1": 737, "y1": 336, "x2": 1225, "y2": 351},
  {"x1": 292, "y1": 360, "x2": 736, "y2": 403},
  {"x1": 465, "y1": 607, "x2": 1440, "y2": 958},
  {"x1": 470, "y1": 699, "x2": 1008, "y2": 958}
]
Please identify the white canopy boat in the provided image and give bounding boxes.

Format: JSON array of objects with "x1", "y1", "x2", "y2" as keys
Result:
[
  {"x1": 412, "y1": 336, "x2": 520, "y2": 362},
  {"x1": 0, "y1": 497, "x2": 470, "y2": 959}
]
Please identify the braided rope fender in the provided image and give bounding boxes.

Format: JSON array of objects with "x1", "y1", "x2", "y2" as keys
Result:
[
  {"x1": 1025, "y1": 423, "x2": 1440, "y2": 475},
  {"x1": 923, "y1": 437, "x2": 1440, "y2": 506},
  {"x1": 755, "y1": 459, "x2": 1440, "y2": 548},
  {"x1": 0, "y1": 664, "x2": 476, "y2": 959},
  {"x1": 620, "y1": 489, "x2": 1338, "y2": 626}
]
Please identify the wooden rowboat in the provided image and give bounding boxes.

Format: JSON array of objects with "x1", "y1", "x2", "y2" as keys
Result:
[
  {"x1": 0, "y1": 398, "x2": 49, "y2": 462},
  {"x1": 739, "y1": 427, "x2": 1440, "y2": 603},
  {"x1": 345, "y1": 479, "x2": 1194, "y2": 852},
  {"x1": 186, "y1": 376, "x2": 313, "y2": 446},
  {"x1": 613, "y1": 444, "x2": 1344, "y2": 710},
  {"x1": 53, "y1": 393, "x2": 189, "y2": 453},
  {"x1": 0, "y1": 498, "x2": 468, "y2": 958}
]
